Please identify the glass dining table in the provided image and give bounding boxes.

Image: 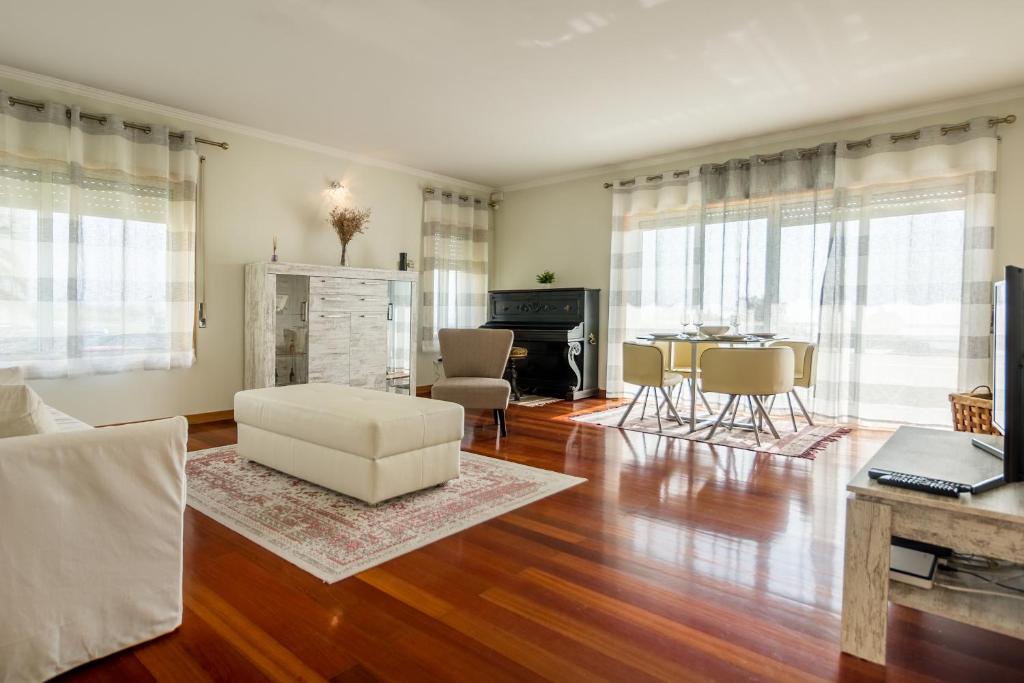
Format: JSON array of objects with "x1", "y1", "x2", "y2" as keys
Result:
[{"x1": 636, "y1": 333, "x2": 783, "y2": 432}]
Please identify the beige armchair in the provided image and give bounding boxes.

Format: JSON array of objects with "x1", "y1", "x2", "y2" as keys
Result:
[
  {"x1": 432, "y1": 328, "x2": 514, "y2": 437},
  {"x1": 701, "y1": 346, "x2": 794, "y2": 445},
  {"x1": 619, "y1": 342, "x2": 684, "y2": 432}
]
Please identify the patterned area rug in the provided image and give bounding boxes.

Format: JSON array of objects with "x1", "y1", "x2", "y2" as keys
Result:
[
  {"x1": 571, "y1": 404, "x2": 851, "y2": 459},
  {"x1": 186, "y1": 446, "x2": 585, "y2": 583}
]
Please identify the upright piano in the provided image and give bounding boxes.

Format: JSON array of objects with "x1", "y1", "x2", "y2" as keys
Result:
[{"x1": 481, "y1": 288, "x2": 600, "y2": 400}]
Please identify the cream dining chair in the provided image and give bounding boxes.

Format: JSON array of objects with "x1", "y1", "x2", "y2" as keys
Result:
[
  {"x1": 700, "y1": 346, "x2": 795, "y2": 446},
  {"x1": 668, "y1": 340, "x2": 717, "y2": 413},
  {"x1": 768, "y1": 340, "x2": 817, "y2": 430},
  {"x1": 619, "y1": 342, "x2": 684, "y2": 432}
]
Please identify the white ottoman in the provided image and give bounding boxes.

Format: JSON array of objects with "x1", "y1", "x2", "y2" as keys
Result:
[{"x1": 234, "y1": 384, "x2": 464, "y2": 504}]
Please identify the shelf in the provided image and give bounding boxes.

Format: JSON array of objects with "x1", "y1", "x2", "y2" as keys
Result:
[{"x1": 889, "y1": 579, "x2": 1024, "y2": 639}]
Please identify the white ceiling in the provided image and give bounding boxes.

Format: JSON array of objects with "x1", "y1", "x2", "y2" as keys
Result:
[{"x1": 3, "y1": 0, "x2": 1024, "y2": 188}]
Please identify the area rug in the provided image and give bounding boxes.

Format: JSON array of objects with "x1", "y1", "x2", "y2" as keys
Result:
[
  {"x1": 185, "y1": 446, "x2": 585, "y2": 583},
  {"x1": 511, "y1": 393, "x2": 563, "y2": 408},
  {"x1": 570, "y1": 405, "x2": 851, "y2": 459}
]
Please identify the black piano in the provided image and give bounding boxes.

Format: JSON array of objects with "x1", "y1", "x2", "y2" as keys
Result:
[{"x1": 481, "y1": 288, "x2": 600, "y2": 400}]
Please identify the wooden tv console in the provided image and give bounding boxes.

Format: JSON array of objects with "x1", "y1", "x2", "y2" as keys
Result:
[{"x1": 841, "y1": 426, "x2": 1024, "y2": 664}]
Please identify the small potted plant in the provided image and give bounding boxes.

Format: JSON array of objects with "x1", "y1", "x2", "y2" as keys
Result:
[
  {"x1": 536, "y1": 271, "x2": 556, "y2": 288},
  {"x1": 327, "y1": 205, "x2": 372, "y2": 266}
]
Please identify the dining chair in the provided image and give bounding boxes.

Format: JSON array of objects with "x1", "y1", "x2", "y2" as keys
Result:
[
  {"x1": 619, "y1": 342, "x2": 684, "y2": 432},
  {"x1": 768, "y1": 340, "x2": 817, "y2": 430},
  {"x1": 668, "y1": 340, "x2": 717, "y2": 413},
  {"x1": 700, "y1": 346, "x2": 795, "y2": 446}
]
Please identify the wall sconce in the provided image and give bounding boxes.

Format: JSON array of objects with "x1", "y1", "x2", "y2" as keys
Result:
[{"x1": 325, "y1": 180, "x2": 348, "y2": 204}]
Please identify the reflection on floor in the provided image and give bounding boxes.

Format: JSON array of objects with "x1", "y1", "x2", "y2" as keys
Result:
[{"x1": 60, "y1": 398, "x2": 1024, "y2": 682}]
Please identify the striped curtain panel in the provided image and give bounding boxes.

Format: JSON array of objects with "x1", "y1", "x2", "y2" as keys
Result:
[
  {"x1": 419, "y1": 190, "x2": 489, "y2": 353},
  {"x1": 0, "y1": 93, "x2": 200, "y2": 377},
  {"x1": 607, "y1": 173, "x2": 702, "y2": 395},
  {"x1": 817, "y1": 117, "x2": 999, "y2": 426}
]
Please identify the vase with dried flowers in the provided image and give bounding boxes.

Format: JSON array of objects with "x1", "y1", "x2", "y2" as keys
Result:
[{"x1": 327, "y1": 205, "x2": 372, "y2": 266}]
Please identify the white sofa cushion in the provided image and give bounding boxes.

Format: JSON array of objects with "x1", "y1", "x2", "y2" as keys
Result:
[
  {"x1": 0, "y1": 366, "x2": 25, "y2": 386},
  {"x1": 234, "y1": 384, "x2": 464, "y2": 460},
  {"x1": 0, "y1": 384, "x2": 58, "y2": 438}
]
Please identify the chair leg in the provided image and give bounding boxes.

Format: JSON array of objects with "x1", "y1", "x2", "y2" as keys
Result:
[
  {"x1": 618, "y1": 386, "x2": 645, "y2": 427},
  {"x1": 753, "y1": 396, "x2": 779, "y2": 439},
  {"x1": 792, "y1": 389, "x2": 814, "y2": 426},
  {"x1": 708, "y1": 395, "x2": 735, "y2": 439},
  {"x1": 639, "y1": 387, "x2": 651, "y2": 420},
  {"x1": 746, "y1": 396, "x2": 761, "y2": 447},
  {"x1": 654, "y1": 388, "x2": 664, "y2": 432},
  {"x1": 697, "y1": 382, "x2": 713, "y2": 414},
  {"x1": 660, "y1": 387, "x2": 683, "y2": 426},
  {"x1": 496, "y1": 409, "x2": 507, "y2": 437},
  {"x1": 785, "y1": 392, "x2": 799, "y2": 432},
  {"x1": 728, "y1": 395, "x2": 740, "y2": 431}
]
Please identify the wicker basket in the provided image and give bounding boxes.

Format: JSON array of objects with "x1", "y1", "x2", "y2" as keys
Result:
[{"x1": 949, "y1": 385, "x2": 999, "y2": 434}]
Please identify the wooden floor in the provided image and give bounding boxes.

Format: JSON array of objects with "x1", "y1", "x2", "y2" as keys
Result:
[{"x1": 60, "y1": 399, "x2": 1023, "y2": 682}]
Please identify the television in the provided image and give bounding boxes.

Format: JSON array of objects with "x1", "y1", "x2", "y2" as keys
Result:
[{"x1": 971, "y1": 265, "x2": 1024, "y2": 490}]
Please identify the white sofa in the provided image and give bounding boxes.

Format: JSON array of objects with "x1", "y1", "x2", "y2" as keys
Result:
[{"x1": 0, "y1": 379, "x2": 188, "y2": 682}]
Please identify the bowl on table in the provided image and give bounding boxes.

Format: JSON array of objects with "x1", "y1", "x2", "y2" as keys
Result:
[
  {"x1": 649, "y1": 331, "x2": 683, "y2": 340},
  {"x1": 698, "y1": 325, "x2": 730, "y2": 337}
]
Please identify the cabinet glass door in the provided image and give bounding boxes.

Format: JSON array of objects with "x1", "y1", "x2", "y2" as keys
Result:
[
  {"x1": 274, "y1": 274, "x2": 309, "y2": 386},
  {"x1": 386, "y1": 280, "x2": 413, "y2": 394}
]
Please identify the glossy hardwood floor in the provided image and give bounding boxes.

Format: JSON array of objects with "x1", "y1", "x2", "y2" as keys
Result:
[{"x1": 59, "y1": 399, "x2": 1023, "y2": 682}]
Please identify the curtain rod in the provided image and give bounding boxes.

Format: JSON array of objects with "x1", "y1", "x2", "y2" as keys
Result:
[
  {"x1": 602, "y1": 113, "x2": 1016, "y2": 188},
  {"x1": 6, "y1": 95, "x2": 230, "y2": 150},
  {"x1": 423, "y1": 186, "x2": 484, "y2": 205}
]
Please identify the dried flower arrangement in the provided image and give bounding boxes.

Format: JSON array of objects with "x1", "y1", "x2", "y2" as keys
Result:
[{"x1": 327, "y1": 205, "x2": 372, "y2": 266}]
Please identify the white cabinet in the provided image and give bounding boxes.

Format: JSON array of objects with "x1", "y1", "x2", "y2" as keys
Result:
[{"x1": 244, "y1": 262, "x2": 417, "y2": 393}]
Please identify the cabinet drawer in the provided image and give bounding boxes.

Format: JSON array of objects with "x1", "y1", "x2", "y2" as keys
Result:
[
  {"x1": 310, "y1": 277, "x2": 386, "y2": 298},
  {"x1": 310, "y1": 293, "x2": 387, "y2": 313}
]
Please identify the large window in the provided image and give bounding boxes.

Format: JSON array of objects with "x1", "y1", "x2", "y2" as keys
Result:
[{"x1": 0, "y1": 105, "x2": 199, "y2": 378}]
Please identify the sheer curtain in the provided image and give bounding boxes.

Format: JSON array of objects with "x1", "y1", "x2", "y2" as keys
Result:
[
  {"x1": 419, "y1": 189, "x2": 489, "y2": 352},
  {"x1": 817, "y1": 117, "x2": 998, "y2": 426},
  {"x1": 0, "y1": 93, "x2": 200, "y2": 377},
  {"x1": 607, "y1": 146, "x2": 834, "y2": 397}
]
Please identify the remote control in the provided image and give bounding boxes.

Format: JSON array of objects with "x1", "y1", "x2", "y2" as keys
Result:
[{"x1": 868, "y1": 468, "x2": 971, "y2": 497}]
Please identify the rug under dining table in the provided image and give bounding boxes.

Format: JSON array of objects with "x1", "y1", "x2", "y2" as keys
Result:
[{"x1": 571, "y1": 403, "x2": 851, "y2": 459}]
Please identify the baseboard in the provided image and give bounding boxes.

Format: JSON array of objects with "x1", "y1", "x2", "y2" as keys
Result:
[{"x1": 187, "y1": 409, "x2": 234, "y2": 425}]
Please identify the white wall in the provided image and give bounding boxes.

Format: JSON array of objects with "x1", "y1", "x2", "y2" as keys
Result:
[
  {"x1": 0, "y1": 72, "x2": 488, "y2": 425},
  {"x1": 494, "y1": 94, "x2": 1024, "y2": 389}
]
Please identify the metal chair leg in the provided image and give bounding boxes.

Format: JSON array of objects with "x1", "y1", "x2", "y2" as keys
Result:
[
  {"x1": 792, "y1": 389, "x2": 814, "y2": 426},
  {"x1": 697, "y1": 382, "x2": 713, "y2": 414},
  {"x1": 746, "y1": 395, "x2": 761, "y2": 446},
  {"x1": 639, "y1": 387, "x2": 651, "y2": 420},
  {"x1": 654, "y1": 388, "x2": 664, "y2": 432},
  {"x1": 753, "y1": 396, "x2": 779, "y2": 439},
  {"x1": 618, "y1": 386, "x2": 645, "y2": 427},
  {"x1": 785, "y1": 392, "x2": 798, "y2": 432},
  {"x1": 727, "y1": 395, "x2": 740, "y2": 431},
  {"x1": 660, "y1": 387, "x2": 684, "y2": 426},
  {"x1": 708, "y1": 395, "x2": 735, "y2": 439}
]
